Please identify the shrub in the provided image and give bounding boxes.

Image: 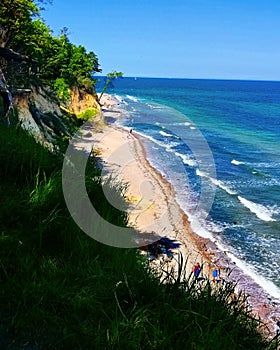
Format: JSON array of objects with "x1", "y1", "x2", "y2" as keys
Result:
[{"x1": 77, "y1": 108, "x2": 98, "y2": 121}]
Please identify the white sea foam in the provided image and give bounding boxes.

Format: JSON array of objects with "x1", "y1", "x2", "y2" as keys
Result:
[
  {"x1": 191, "y1": 221, "x2": 214, "y2": 239},
  {"x1": 136, "y1": 132, "x2": 166, "y2": 149},
  {"x1": 159, "y1": 130, "x2": 174, "y2": 138},
  {"x1": 169, "y1": 122, "x2": 193, "y2": 127},
  {"x1": 238, "y1": 196, "x2": 276, "y2": 222},
  {"x1": 137, "y1": 131, "x2": 179, "y2": 152},
  {"x1": 175, "y1": 152, "x2": 197, "y2": 166},
  {"x1": 126, "y1": 95, "x2": 139, "y2": 102},
  {"x1": 196, "y1": 170, "x2": 237, "y2": 195},
  {"x1": 190, "y1": 126, "x2": 196, "y2": 130},
  {"x1": 114, "y1": 94, "x2": 127, "y2": 105},
  {"x1": 201, "y1": 233, "x2": 280, "y2": 299},
  {"x1": 190, "y1": 211, "x2": 280, "y2": 299},
  {"x1": 165, "y1": 142, "x2": 181, "y2": 152},
  {"x1": 225, "y1": 250, "x2": 280, "y2": 299},
  {"x1": 231, "y1": 159, "x2": 244, "y2": 166},
  {"x1": 147, "y1": 103, "x2": 163, "y2": 109},
  {"x1": 159, "y1": 130, "x2": 182, "y2": 140}
]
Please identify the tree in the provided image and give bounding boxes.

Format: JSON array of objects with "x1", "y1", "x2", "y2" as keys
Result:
[
  {"x1": 67, "y1": 45, "x2": 100, "y2": 91},
  {"x1": 98, "y1": 71, "x2": 123, "y2": 104},
  {"x1": 0, "y1": 0, "x2": 39, "y2": 48},
  {"x1": 0, "y1": 0, "x2": 102, "y2": 99},
  {"x1": 0, "y1": 0, "x2": 45, "y2": 87}
]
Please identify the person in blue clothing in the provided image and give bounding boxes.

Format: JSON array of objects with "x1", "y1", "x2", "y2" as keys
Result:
[{"x1": 212, "y1": 268, "x2": 219, "y2": 281}]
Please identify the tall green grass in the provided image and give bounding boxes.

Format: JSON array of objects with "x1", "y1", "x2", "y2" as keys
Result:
[{"x1": 0, "y1": 125, "x2": 277, "y2": 349}]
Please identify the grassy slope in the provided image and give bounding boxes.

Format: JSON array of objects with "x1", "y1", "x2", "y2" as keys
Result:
[{"x1": 0, "y1": 125, "x2": 276, "y2": 349}]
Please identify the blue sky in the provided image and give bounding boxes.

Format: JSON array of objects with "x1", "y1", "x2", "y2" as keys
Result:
[{"x1": 42, "y1": 0, "x2": 280, "y2": 80}]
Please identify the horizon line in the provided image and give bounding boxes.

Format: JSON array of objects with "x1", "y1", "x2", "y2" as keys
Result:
[{"x1": 94, "y1": 75, "x2": 280, "y2": 83}]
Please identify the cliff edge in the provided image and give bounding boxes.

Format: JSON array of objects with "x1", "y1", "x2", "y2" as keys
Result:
[{"x1": 10, "y1": 85, "x2": 101, "y2": 146}]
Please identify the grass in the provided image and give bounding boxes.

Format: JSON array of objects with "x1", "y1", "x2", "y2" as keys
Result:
[{"x1": 0, "y1": 124, "x2": 278, "y2": 349}]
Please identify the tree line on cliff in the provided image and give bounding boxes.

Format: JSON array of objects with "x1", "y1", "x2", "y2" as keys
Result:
[{"x1": 0, "y1": 0, "x2": 101, "y2": 103}]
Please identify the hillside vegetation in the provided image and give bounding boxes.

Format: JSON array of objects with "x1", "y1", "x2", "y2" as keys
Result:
[{"x1": 0, "y1": 125, "x2": 274, "y2": 349}]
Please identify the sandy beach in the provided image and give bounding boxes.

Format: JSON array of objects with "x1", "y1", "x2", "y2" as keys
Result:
[{"x1": 90, "y1": 94, "x2": 280, "y2": 337}]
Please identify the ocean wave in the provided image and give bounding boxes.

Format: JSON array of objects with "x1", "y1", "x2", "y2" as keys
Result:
[
  {"x1": 225, "y1": 250, "x2": 280, "y2": 299},
  {"x1": 167, "y1": 121, "x2": 194, "y2": 128},
  {"x1": 175, "y1": 152, "x2": 197, "y2": 166},
  {"x1": 238, "y1": 196, "x2": 277, "y2": 222},
  {"x1": 196, "y1": 170, "x2": 237, "y2": 195},
  {"x1": 203, "y1": 220, "x2": 227, "y2": 233},
  {"x1": 146, "y1": 103, "x2": 163, "y2": 109},
  {"x1": 126, "y1": 95, "x2": 139, "y2": 102},
  {"x1": 170, "y1": 122, "x2": 196, "y2": 130},
  {"x1": 170, "y1": 121, "x2": 196, "y2": 129},
  {"x1": 137, "y1": 131, "x2": 179, "y2": 151},
  {"x1": 159, "y1": 130, "x2": 174, "y2": 138},
  {"x1": 231, "y1": 159, "x2": 270, "y2": 178},
  {"x1": 114, "y1": 94, "x2": 128, "y2": 105},
  {"x1": 231, "y1": 159, "x2": 245, "y2": 166},
  {"x1": 247, "y1": 167, "x2": 270, "y2": 178},
  {"x1": 159, "y1": 130, "x2": 182, "y2": 140},
  {"x1": 136, "y1": 132, "x2": 165, "y2": 148},
  {"x1": 165, "y1": 142, "x2": 181, "y2": 151}
]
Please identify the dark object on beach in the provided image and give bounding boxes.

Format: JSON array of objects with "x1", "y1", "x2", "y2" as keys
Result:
[
  {"x1": 159, "y1": 237, "x2": 180, "y2": 249},
  {"x1": 141, "y1": 236, "x2": 180, "y2": 259}
]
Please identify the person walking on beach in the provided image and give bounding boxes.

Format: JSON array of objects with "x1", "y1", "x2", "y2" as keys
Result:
[
  {"x1": 193, "y1": 262, "x2": 201, "y2": 277},
  {"x1": 212, "y1": 267, "x2": 219, "y2": 282}
]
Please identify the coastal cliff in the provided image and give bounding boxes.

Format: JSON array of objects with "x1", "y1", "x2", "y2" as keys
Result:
[{"x1": 11, "y1": 85, "x2": 101, "y2": 145}]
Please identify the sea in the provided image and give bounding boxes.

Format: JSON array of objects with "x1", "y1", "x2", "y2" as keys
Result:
[{"x1": 96, "y1": 77, "x2": 280, "y2": 298}]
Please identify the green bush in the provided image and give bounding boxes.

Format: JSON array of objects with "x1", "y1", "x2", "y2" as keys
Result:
[{"x1": 77, "y1": 108, "x2": 98, "y2": 121}]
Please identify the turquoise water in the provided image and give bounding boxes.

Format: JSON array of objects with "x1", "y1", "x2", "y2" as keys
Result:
[{"x1": 97, "y1": 78, "x2": 280, "y2": 293}]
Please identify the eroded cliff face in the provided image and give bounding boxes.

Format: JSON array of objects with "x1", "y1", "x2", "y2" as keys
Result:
[
  {"x1": 69, "y1": 88, "x2": 100, "y2": 115},
  {"x1": 12, "y1": 86, "x2": 101, "y2": 145}
]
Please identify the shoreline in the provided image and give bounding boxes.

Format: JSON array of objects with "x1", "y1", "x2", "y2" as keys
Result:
[{"x1": 96, "y1": 93, "x2": 280, "y2": 337}]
